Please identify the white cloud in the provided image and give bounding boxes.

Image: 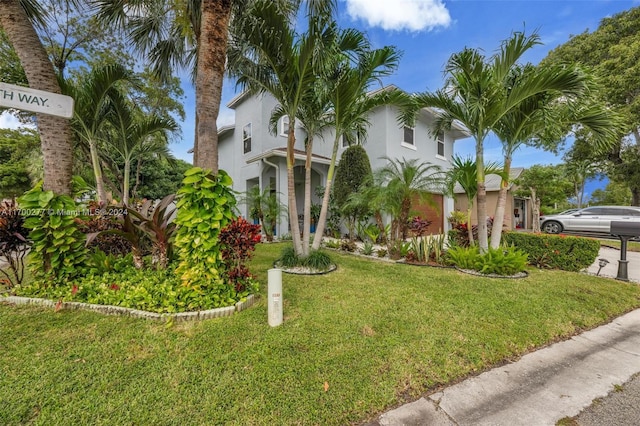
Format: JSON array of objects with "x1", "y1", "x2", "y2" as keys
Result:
[
  {"x1": 344, "y1": 0, "x2": 451, "y2": 32},
  {"x1": 0, "y1": 111, "x2": 25, "y2": 129}
]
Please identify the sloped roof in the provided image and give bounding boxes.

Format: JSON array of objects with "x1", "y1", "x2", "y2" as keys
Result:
[{"x1": 454, "y1": 167, "x2": 525, "y2": 193}]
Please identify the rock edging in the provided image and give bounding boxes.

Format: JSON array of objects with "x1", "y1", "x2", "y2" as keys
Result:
[{"x1": 0, "y1": 294, "x2": 255, "y2": 321}]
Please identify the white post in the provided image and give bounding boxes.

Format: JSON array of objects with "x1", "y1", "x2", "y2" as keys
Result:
[{"x1": 268, "y1": 268, "x2": 283, "y2": 327}]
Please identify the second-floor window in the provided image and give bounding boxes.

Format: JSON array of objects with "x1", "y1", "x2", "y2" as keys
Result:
[
  {"x1": 437, "y1": 131, "x2": 445, "y2": 157},
  {"x1": 243, "y1": 123, "x2": 252, "y2": 154},
  {"x1": 279, "y1": 116, "x2": 290, "y2": 137},
  {"x1": 403, "y1": 126, "x2": 414, "y2": 146}
]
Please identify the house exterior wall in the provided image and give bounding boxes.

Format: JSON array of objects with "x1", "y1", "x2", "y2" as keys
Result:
[
  {"x1": 455, "y1": 192, "x2": 523, "y2": 230},
  {"x1": 220, "y1": 91, "x2": 466, "y2": 236}
]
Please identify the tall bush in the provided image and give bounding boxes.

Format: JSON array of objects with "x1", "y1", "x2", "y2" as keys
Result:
[
  {"x1": 0, "y1": 200, "x2": 30, "y2": 286},
  {"x1": 173, "y1": 168, "x2": 238, "y2": 306},
  {"x1": 219, "y1": 217, "x2": 261, "y2": 294}
]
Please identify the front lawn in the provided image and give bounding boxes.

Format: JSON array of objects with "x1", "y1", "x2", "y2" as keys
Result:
[{"x1": 2, "y1": 243, "x2": 640, "y2": 425}]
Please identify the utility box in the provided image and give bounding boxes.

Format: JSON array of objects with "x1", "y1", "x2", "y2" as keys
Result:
[{"x1": 609, "y1": 221, "x2": 640, "y2": 281}]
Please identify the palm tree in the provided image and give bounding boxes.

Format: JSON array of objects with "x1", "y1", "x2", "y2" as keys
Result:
[
  {"x1": 63, "y1": 64, "x2": 135, "y2": 204},
  {"x1": 106, "y1": 94, "x2": 177, "y2": 205},
  {"x1": 446, "y1": 156, "x2": 502, "y2": 246},
  {"x1": 311, "y1": 47, "x2": 402, "y2": 250},
  {"x1": 490, "y1": 66, "x2": 620, "y2": 248},
  {"x1": 229, "y1": 0, "x2": 341, "y2": 255},
  {"x1": 1, "y1": 0, "x2": 74, "y2": 195},
  {"x1": 376, "y1": 157, "x2": 444, "y2": 244},
  {"x1": 404, "y1": 31, "x2": 569, "y2": 252}
]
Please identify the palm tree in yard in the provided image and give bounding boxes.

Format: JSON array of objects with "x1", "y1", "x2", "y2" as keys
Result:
[
  {"x1": 1, "y1": 0, "x2": 74, "y2": 195},
  {"x1": 228, "y1": 0, "x2": 343, "y2": 256},
  {"x1": 490, "y1": 65, "x2": 620, "y2": 248},
  {"x1": 63, "y1": 64, "x2": 135, "y2": 204},
  {"x1": 376, "y1": 157, "x2": 444, "y2": 246},
  {"x1": 311, "y1": 47, "x2": 402, "y2": 250},
  {"x1": 403, "y1": 31, "x2": 585, "y2": 252}
]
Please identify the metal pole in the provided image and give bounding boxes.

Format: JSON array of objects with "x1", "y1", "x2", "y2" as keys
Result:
[
  {"x1": 268, "y1": 268, "x2": 283, "y2": 326},
  {"x1": 617, "y1": 237, "x2": 629, "y2": 282}
]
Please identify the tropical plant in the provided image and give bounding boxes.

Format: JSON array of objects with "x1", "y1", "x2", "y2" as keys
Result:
[
  {"x1": 0, "y1": 199, "x2": 30, "y2": 286},
  {"x1": 1, "y1": 0, "x2": 74, "y2": 195},
  {"x1": 241, "y1": 186, "x2": 286, "y2": 242},
  {"x1": 218, "y1": 217, "x2": 261, "y2": 294},
  {"x1": 447, "y1": 245, "x2": 528, "y2": 276},
  {"x1": 334, "y1": 145, "x2": 373, "y2": 241},
  {"x1": 126, "y1": 195, "x2": 177, "y2": 269}
]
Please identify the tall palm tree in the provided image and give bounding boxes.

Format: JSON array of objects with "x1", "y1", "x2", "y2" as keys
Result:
[
  {"x1": 229, "y1": 0, "x2": 341, "y2": 255},
  {"x1": 311, "y1": 47, "x2": 402, "y2": 250},
  {"x1": 376, "y1": 157, "x2": 444, "y2": 243},
  {"x1": 1, "y1": 0, "x2": 74, "y2": 195},
  {"x1": 404, "y1": 31, "x2": 562, "y2": 252},
  {"x1": 63, "y1": 63, "x2": 135, "y2": 203},
  {"x1": 491, "y1": 66, "x2": 620, "y2": 248}
]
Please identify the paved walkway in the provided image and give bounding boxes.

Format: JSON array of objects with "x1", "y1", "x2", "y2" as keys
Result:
[{"x1": 365, "y1": 247, "x2": 640, "y2": 426}]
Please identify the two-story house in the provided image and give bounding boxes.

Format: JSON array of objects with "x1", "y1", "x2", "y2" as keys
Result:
[{"x1": 218, "y1": 87, "x2": 469, "y2": 236}]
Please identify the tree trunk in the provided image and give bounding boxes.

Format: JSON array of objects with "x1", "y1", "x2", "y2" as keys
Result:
[
  {"x1": 466, "y1": 207, "x2": 474, "y2": 246},
  {"x1": 286, "y1": 122, "x2": 303, "y2": 254},
  {"x1": 123, "y1": 158, "x2": 131, "y2": 205},
  {"x1": 194, "y1": 0, "x2": 232, "y2": 173},
  {"x1": 632, "y1": 187, "x2": 640, "y2": 207},
  {"x1": 531, "y1": 187, "x2": 541, "y2": 233},
  {"x1": 312, "y1": 134, "x2": 340, "y2": 251},
  {"x1": 475, "y1": 137, "x2": 488, "y2": 252},
  {"x1": 89, "y1": 140, "x2": 108, "y2": 203},
  {"x1": 1, "y1": 0, "x2": 73, "y2": 195},
  {"x1": 490, "y1": 157, "x2": 511, "y2": 249},
  {"x1": 302, "y1": 136, "x2": 313, "y2": 256}
]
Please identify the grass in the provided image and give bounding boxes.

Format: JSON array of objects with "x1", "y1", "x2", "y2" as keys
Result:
[
  {"x1": 2, "y1": 242, "x2": 640, "y2": 425},
  {"x1": 600, "y1": 239, "x2": 640, "y2": 252}
]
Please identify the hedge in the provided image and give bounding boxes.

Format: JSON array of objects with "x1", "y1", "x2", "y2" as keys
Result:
[{"x1": 502, "y1": 232, "x2": 600, "y2": 272}]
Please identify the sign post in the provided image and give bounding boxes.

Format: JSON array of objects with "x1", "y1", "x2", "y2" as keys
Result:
[{"x1": 0, "y1": 82, "x2": 74, "y2": 119}]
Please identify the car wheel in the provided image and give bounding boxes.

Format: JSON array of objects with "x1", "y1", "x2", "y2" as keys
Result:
[{"x1": 542, "y1": 221, "x2": 562, "y2": 234}]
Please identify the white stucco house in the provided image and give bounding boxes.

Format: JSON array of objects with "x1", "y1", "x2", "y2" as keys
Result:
[{"x1": 216, "y1": 86, "x2": 469, "y2": 236}]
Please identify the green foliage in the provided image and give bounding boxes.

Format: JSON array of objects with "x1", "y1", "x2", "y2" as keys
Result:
[
  {"x1": 408, "y1": 234, "x2": 448, "y2": 264},
  {"x1": 241, "y1": 186, "x2": 286, "y2": 242},
  {"x1": 16, "y1": 262, "x2": 237, "y2": 314},
  {"x1": 323, "y1": 239, "x2": 341, "y2": 249},
  {"x1": 362, "y1": 223, "x2": 381, "y2": 244},
  {"x1": 503, "y1": 232, "x2": 600, "y2": 272},
  {"x1": 18, "y1": 184, "x2": 87, "y2": 283},
  {"x1": 335, "y1": 146, "x2": 373, "y2": 238},
  {"x1": 0, "y1": 129, "x2": 39, "y2": 199},
  {"x1": 376, "y1": 248, "x2": 388, "y2": 257},
  {"x1": 590, "y1": 180, "x2": 632, "y2": 205},
  {"x1": 86, "y1": 251, "x2": 131, "y2": 275},
  {"x1": 173, "y1": 167, "x2": 239, "y2": 307},
  {"x1": 0, "y1": 199, "x2": 30, "y2": 286},
  {"x1": 448, "y1": 245, "x2": 528, "y2": 276},
  {"x1": 126, "y1": 195, "x2": 177, "y2": 269},
  {"x1": 360, "y1": 241, "x2": 374, "y2": 256},
  {"x1": 340, "y1": 240, "x2": 357, "y2": 252},
  {"x1": 135, "y1": 158, "x2": 192, "y2": 199},
  {"x1": 277, "y1": 245, "x2": 334, "y2": 271},
  {"x1": 514, "y1": 164, "x2": 573, "y2": 210}
]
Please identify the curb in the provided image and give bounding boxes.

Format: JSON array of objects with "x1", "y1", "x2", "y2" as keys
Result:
[{"x1": 0, "y1": 294, "x2": 255, "y2": 321}]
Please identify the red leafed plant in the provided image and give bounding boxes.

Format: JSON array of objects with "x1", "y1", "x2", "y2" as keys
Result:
[{"x1": 219, "y1": 217, "x2": 261, "y2": 292}]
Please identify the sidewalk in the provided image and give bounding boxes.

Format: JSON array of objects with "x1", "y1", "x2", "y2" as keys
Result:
[{"x1": 366, "y1": 248, "x2": 640, "y2": 426}]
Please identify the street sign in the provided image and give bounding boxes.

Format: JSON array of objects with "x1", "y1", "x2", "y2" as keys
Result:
[{"x1": 0, "y1": 82, "x2": 74, "y2": 119}]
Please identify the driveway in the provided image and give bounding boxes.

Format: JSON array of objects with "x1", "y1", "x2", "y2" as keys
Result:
[{"x1": 585, "y1": 246, "x2": 640, "y2": 283}]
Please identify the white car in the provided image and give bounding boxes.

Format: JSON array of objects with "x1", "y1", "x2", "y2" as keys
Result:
[{"x1": 540, "y1": 206, "x2": 640, "y2": 234}]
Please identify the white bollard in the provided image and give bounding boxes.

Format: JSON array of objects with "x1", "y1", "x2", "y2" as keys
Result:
[{"x1": 268, "y1": 268, "x2": 283, "y2": 327}]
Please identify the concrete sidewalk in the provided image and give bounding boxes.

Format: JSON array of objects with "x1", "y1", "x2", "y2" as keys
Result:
[{"x1": 366, "y1": 248, "x2": 640, "y2": 426}]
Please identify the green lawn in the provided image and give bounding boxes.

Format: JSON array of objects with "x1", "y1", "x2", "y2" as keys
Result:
[{"x1": 2, "y1": 243, "x2": 640, "y2": 425}]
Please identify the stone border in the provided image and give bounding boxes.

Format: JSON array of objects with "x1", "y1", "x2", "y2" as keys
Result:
[
  {"x1": 0, "y1": 294, "x2": 255, "y2": 321},
  {"x1": 454, "y1": 267, "x2": 529, "y2": 279},
  {"x1": 272, "y1": 262, "x2": 337, "y2": 275}
]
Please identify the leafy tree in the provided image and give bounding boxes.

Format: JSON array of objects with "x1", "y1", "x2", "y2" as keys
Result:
[
  {"x1": 0, "y1": 128, "x2": 40, "y2": 198},
  {"x1": 134, "y1": 157, "x2": 191, "y2": 200},
  {"x1": 589, "y1": 180, "x2": 632, "y2": 206},
  {"x1": 333, "y1": 145, "x2": 373, "y2": 241},
  {"x1": 514, "y1": 164, "x2": 572, "y2": 232},
  {"x1": 544, "y1": 6, "x2": 640, "y2": 204}
]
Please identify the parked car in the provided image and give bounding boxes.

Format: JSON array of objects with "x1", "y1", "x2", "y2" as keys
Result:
[{"x1": 540, "y1": 206, "x2": 640, "y2": 234}]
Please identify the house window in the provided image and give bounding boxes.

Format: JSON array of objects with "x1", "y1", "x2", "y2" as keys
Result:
[
  {"x1": 243, "y1": 123, "x2": 252, "y2": 154},
  {"x1": 403, "y1": 126, "x2": 414, "y2": 146},
  {"x1": 437, "y1": 131, "x2": 445, "y2": 157},
  {"x1": 279, "y1": 116, "x2": 290, "y2": 137}
]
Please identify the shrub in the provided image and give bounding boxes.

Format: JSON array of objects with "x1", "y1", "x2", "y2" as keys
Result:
[
  {"x1": 503, "y1": 232, "x2": 600, "y2": 272},
  {"x1": 126, "y1": 195, "x2": 177, "y2": 269},
  {"x1": 173, "y1": 168, "x2": 239, "y2": 308},
  {"x1": 0, "y1": 199, "x2": 30, "y2": 286},
  {"x1": 324, "y1": 239, "x2": 341, "y2": 249},
  {"x1": 219, "y1": 217, "x2": 261, "y2": 294},
  {"x1": 361, "y1": 241, "x2": 374, "y2": 256},
  {"x1": 278, "y1": 245, "x2": 299, "y2": 268},
  {"x1": 76, "y1": 214, "x2": 131, "y2": 257},
  {"x1": 276, "y1": 246, "x2": 334, "y2": 271},
  {"x1": 18, "y1": 184, "x2": 87, "y2": 283},
  {"x1": 340, "y1": 239, "x2": 357, "y2": 252},
  {"x1": 448, "y1": 245, "x2": 528, "y2": 276},
  {"x1": 407, "y1": 216, "x2": 433, "y2": 237},
  {"x1": 376, "y1": 248, "x2": 388, "y2": 258}
]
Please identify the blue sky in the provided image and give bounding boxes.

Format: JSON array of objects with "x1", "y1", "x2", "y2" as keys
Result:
[
  {"x1": 0, "y1": 0, "x2": 635, "y2": 175},
  {"x1": 172, "y1": 0, "x2": 636, "y2": 170}
]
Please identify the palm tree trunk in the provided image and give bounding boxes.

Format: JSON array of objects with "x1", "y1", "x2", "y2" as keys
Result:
[
  {"x1": 475, "y1": 137, "x2": 488, "y2": 252},
  {"x1": 123, "y1": 159, "x2": 130, "y2": 205},
  {"x1": 89, "y1": 140, "x2": 108, "y2": 203},
  {"x1": 531, "y1": 187, "x2": 541, "y2": 233},
  {"x1": 194, "y1": 0, "x2": 232, "y2": 173},
  {"x1": 132, "y1": 157, "x2": 142, "y2": 200},
  {"x1": 302, "y1": 136, "x2": 313, "y2": 256},
  {"x1": 466, "y1": 207, "x2": 474, "y2": 246},
  {"x1": 490, "y1": 157, "x2": 511, "y2": 249},
  {"x1": 286, "y1": 123, "x2": 303, "y2": 254},
  {"x1": 1, "y1": 0, "x2": 73, "y2": 195},
  {"x1": 312, "y1": 135, "x2": 340, "y2": 251}
]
